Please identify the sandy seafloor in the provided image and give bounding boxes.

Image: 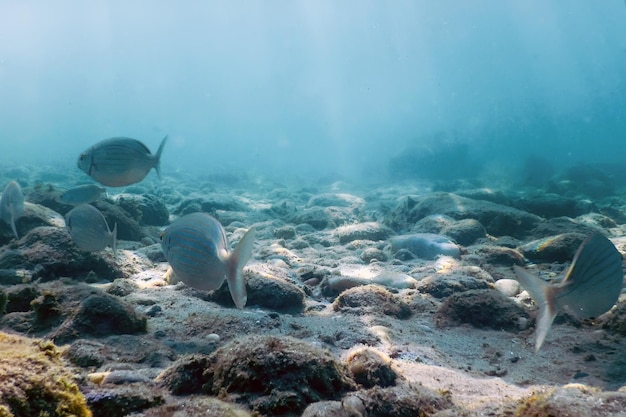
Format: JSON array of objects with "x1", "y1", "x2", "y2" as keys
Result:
[{"x1": 2, "y1": 164, "x2": 626, "y2": 416}]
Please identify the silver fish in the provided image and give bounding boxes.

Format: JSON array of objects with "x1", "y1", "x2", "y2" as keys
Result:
[
  {"x1": 160, "y1": 212, "x2": 256, "y2": 309},
  {"x1": 0, "y1": 180, "x2": 25, "y2": 238},
  {"x1": 65, "y1": 204, "x2": 117, "y2": 257},
  {"x1": 77, "y1": 136, "x2": 168, "y2": 187},
  {"x1": 58, "y1": 184, "x2": 107, "y2": 205},
  {"x1": 514, "y1": 232, "x2": 624, "y2": 352}
]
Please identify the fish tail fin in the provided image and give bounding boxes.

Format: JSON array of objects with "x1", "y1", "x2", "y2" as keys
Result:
[
  {"x1": 111, "y1": 222, "x2": 118, "y2": 259},
  {"x1": 226, "y1": 226, "x2": 257, "y2": 309},
  {"x1": 513, "y1": 265, "x2": 557, "y2": 352},
  {"x1": 155, "y1": 135, "x2": 168, "y2": 180},
  {"x1": 10, "y1": 216, "x2": 18, "y2": 239}
]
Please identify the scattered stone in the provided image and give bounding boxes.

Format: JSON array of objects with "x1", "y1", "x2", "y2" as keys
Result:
[
  {"x1": 301, "y1": 400, "x2": 363, "y2": 417},
  {"x1": 158, "y1": 335, "x2": 356, "y2": 416},
  {"x1": 412, "y1": 214, "x2": 456, "y2": 234},
  {"x1": 0, "y1": 332, "x2": 91, "y2": 416},
  {"x1": 530, "y1": 217, "x2": 599, "y2": 239},
  {"x1": 519, "y1": 233, "x2": 587, "y2": 263},
  {"x1": 308, "y1": 193, "x2": 365, "y2": 208},
  {"x1": 494, "y1": 279, "x2": 521, "y2": 297},
  {"x1": 389, "y1": 233, "x2": 461, "y2": 260},
  {"x1": 333, "y1": 284, "x2": 411, "y2": 319},
  {"x1": 335, "y1": 222, "x2": 393, "y2": 244},
  {"x1": 93, "y1": 200, "x2": 146, "y2": 241},
  {"x1": 513, "y1": 193, "x2": 589, "y2": 218},
  {"x1": 346, "y1": 347, "x2": 397, "y2": 388},
  {"x1": 138, "y1": 397, "x2": 253, "y2": 417},
  {"x1": 106, "y1": 278, "x2": 139, "y2": 297},
  {"x1": 599, "y1": 302, "x2": 626, "y2": 336},
  {"x1": 65, "y1": 339, "x2": 107, "y2": 368},
  {"x1": 3, "y1": 284, "x2": 38, "y2": 313},
  {"x1": 325, "y1": 272, "x2": 417, "y2": 295},
  {"x1": 435, "y1": 289, "x2": 529, "y2": 331},
  {"x1": 290, "y1": 207, "x2": 332, "y2": 230}
]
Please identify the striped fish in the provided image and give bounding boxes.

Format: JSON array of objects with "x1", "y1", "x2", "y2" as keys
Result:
[
  {"x1": 58, "y1": 184, "x2": 107, "y2": 205},
  {"x1": 77, "y1": 136, "x2": 168, "y2": 187},
  {"x1": 160, "y1": 212, "x2": 256, "y2": 309},
  {"x1": 65, "y1": 204, "x2": 117, "y2": 258},
  {"x1": 0, "y1": 180, "x2": 25, "y2": 239},
  {"x1": 514, "y1": 232, "x2": 624, "y2": 352}
]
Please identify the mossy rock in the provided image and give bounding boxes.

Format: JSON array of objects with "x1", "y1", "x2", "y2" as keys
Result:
[
  {"x1": 158, "y1": 335, "x2": 356, "y2": 415},
  {"x1": 0, "y1": 332, "x2": 91, "y2": 417}
]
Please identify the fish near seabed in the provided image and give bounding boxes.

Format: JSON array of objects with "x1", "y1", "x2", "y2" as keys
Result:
[
  {"x1": 65, "y1": 204, "x2": 117, "y2": 258},
  {"x1": 77, "y1": 136, "x2": 168, "y2": 187},
  {"x1": 513, "y1": 232, "x2": 624, "y2": 352},
  {"x1": 0, "y1": 180, "x2": 25, "y2": 239},
  {"x1": 160, "y1": 212, "x2": 256, "y2": 309},
  {"x1": 58, "y1": 184, "x2": 107, "y2": 205}
]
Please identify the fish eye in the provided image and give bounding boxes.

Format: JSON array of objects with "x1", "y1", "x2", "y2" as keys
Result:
[
  {"x1": 79, "y1": 153, "x2": 86, "y2": 161},
  {"x1": 159, "y1": 231, "x2": 164, "y2": 240}
]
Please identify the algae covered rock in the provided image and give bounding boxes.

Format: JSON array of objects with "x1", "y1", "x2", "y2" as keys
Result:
[
  {"x1": 158, "y1": 335, "x2": 356, "y2": 416},
  {"x1": 333, "y1": 284, "x2": 412, "y2": 319},
  {"x1": 0, "y1": 332, "x2": 91, "y2": 417}
]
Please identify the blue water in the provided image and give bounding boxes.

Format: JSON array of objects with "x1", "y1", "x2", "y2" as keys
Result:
[{"x1": 1, "y1": 1, "x2": 625, "y2": 183}]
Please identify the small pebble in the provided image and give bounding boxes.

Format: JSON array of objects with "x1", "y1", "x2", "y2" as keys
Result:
[
  {"x1": 494, "y1": 279, "x2": 521, "y2": 297},
  {"x1": 143, "y1": 305, "x2": 162, "y2": 317}
]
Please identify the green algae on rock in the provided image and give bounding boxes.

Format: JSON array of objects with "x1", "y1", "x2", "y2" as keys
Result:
[{"x1": 0, "y1": 332, "x2": 91, "y2": 417}]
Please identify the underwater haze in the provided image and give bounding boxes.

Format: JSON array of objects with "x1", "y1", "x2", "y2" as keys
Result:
[{"x1": 1, "y1": 1, "x2": 625, "y2": 184}]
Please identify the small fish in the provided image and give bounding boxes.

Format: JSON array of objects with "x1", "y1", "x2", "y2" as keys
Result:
[
  {"x1": 77, "y1": 136, "x2": 168, "y2": 187},
  {"x1": 58, "y1": 184, "x2": 107, "y2": 205},
  {"x1": 514, "y1": 232, "x2": 624, "y2": 352},
  {"x1": 65, "y1": 204, "x2": 117, "y2": 257},
  {"x1": 160, "y1": 212, "x2": 256, "y2": 309},
  {"x1": 0, "y1": 180, "x2": 25, "y2": 238}
]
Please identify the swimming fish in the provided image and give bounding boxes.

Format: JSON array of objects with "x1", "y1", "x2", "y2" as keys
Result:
[
  {"x1": 77, "y1": 136, "x2": 168, "y2": 187},
  {"x1": 65, "y1": 204, "x2": 117, "y2": 257},
  {"x1": 514, "y1": 232, "x2": 624, "y2": 352},
  {"x1": 58, "y1": 184, "x2": 107, "y2": 205},
  {"x1": 389, "y1": 233, "x2": 460, "y2": 260},
  {"x1": 0, "y1": 180, "x2": 25, "y2": 238},
  {"x1": 160, "y1": 212, "x2": 256, "y2": 309}
]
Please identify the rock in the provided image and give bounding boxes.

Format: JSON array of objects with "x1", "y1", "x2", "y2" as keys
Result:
[
  {"x1": 290, "y1": 207, "x2": 332, "y2": 230},
  {"x1": 53, "y1": 293, "x2": 147, "y2": 344},
  {"x1": 385, "y1": 192, "x2": 542, "y2": 239},
  {"x1": 106, "y1": 278, "x2": 139, "y2": 297},
  {"x1": 519, "y1": 233, "x2": 587, "y2": 263},
  {"x1": 273, "y1": 225, "x2": 296, "y2": 239},
  {"x1": 389, "y1": 233, "x2": 461, "y2": 260},
  {"x1": 210, "y1": 263, "x2": 306, "y2": 312},
  {"x1": 301, "y1": 400, "x2": 363, "y2": 417},
  {"x1": 441, "y1": 218, "x2": 487, "y2": 246},
  {"x1": 333, "y1": 285, "x2": 411, "y2": 319},
  {"x1": 435, "y1": 289, "x2": 529, "y2": 331},
  {"x1": 4, "y1": 284, "x2": 39, "y2": 313},
  {"x1": 0, "y1": 226, "x2": 124, "y2": 281},
  {"x1": 308, "y1": 193, "x2": 366, "y2": 208},
  {"x1": 469, "y1": 245, "x2": 525, "y2": 266},
  {"x1": 93, "y1": 200, "x2": 145, "y2": 241},
  {"x1": 531, "y1": 216, "x2": 599, "y2": 238},
  {"x1": 139, "y1": 397, "x2": 254, "y2": 417},
  {"x1": 577, "y1": 213, "x2": 618, "y2": 229},
  {"x1": 335, "y1": 222, "x2": 393, "y2": 244},
  {"x1": 175, "y1": 194, "x2": 248, "y2": 216},
  {"x1": 157, "y1": 335, "x2": 356, "y2": 416},
  {"x1": 416, "y1": 274, "x2": 492, "y2": 298},
  {"x1": 346, "y1": 347, "x2": 397, "y2": 388},
  {"x1": 0, "y1": 288, "x2": 6, "y2": 315},
  {"x1": 494, "y1": 279, "x2": 521, "y2": 297},
  {"x1": 0, "y1": 332, "x2": 91, "y2": 416},
  {"x1": 346, "y1": 384, "x2": 459, "y2": 416},
  {"x1": 599, "y1": 302, "x2": 626, "y2": 336},
  {"x1": 85, "y1": 385, "x2": 164, "y2": 417},
  {"x1": 113, "y1": 193, "x2": 169, "y2": 226},
  {"x1": 515, "y1": 384, "x2": 626, "y2": 417},
  {"x1": 360, "y1": 247, "x2": 388, "y2": 263},
  {"x1": 0, "y1": 202, "x2": 66, "y2": 245},
  {"x1": 65, "y1": 339, "x2": 107, "y2": 368},
  {"x1": 412, "y1": 214, "x2": 456, "y2": 233},
  {"x1": 325, "y1": 272, "x2": 417, "y2": 294},
  {"x1": 513, "y1": 193, "x2": 589, "y2": 218}
]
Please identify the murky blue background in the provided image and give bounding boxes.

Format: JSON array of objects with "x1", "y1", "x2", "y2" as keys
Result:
[{"x1": 1, "y1": 1, "x2": 625, "y2": 183}]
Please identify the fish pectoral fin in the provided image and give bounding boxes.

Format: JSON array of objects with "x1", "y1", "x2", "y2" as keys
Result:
[
  {"x1": 226, "y1": 226, "x2": 257, "y2": 309},
  {"x1": 513, "y1": 265, "x2": 556, "y2": 352}
]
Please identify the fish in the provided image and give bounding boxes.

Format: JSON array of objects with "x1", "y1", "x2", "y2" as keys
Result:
[
  {"x1": 77, "y1": 136, "x2": 168, "y2": 187},
  {"x1": 160, "y1": 212, "x2": 256, "y2": 309},
  {"x1": 65, "y1": 204, "x2": 117, "y2": 257},
  {"x1": 0, "y1": 180, "x2": 25, "y2": 238},
  {"x1": 58, "y1": 184, "x2": 107, "y2": 205},
  {"x1": 389, "y1": 233, "x2": 460, "y2": 260},
  {"x1": 513, "y1": 232, "x2": 624, "y2": 352}
]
